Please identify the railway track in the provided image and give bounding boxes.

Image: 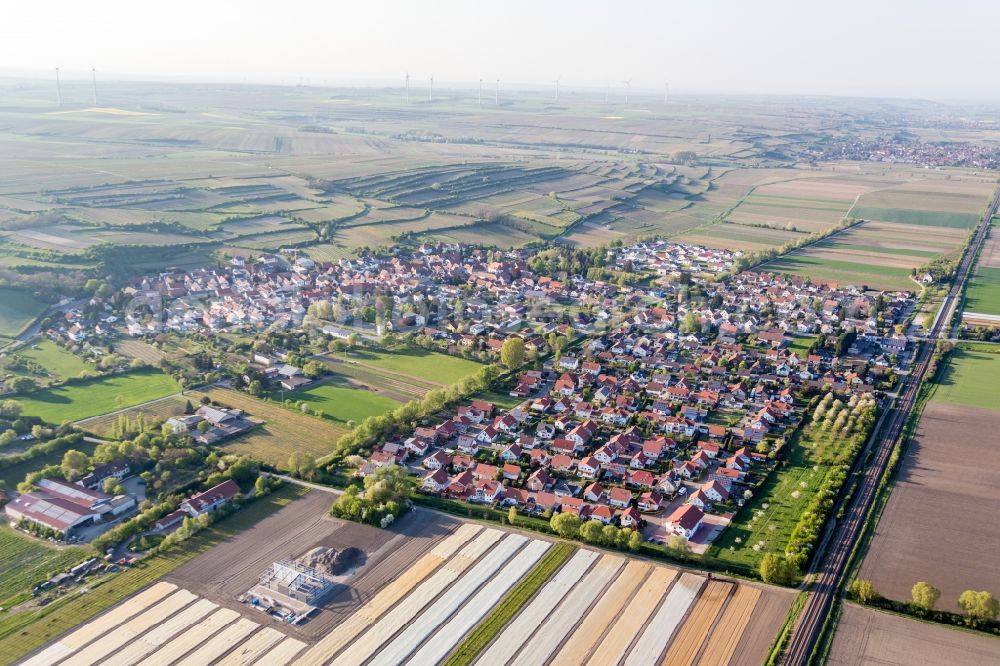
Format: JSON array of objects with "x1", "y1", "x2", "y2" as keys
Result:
[{"x1": 780, "y1": 184, "x2": 1000, "y2": 665}]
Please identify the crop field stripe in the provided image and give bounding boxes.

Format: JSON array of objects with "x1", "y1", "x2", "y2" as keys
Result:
[
  {"x1": 693, "y1": 586, "x2": 760, "y2": 666},
  {"x1": 61, "y1": 589, "x2": 198, "y2": 666},
  {"x1": 624, "y1": 572, "x2": 706, "y2": 666},
  {"x1": 297, "y1": 524, "x2": 483, "y2": 666},
  {"x1": 364, "y1": 533, "x2": 530, "y2": 666},
  {"x1": 20, "y1": 581, "x2": 178, "y2": 665},
  {"x1": 213, "y1": 626, "x2": 285, "y2": 666},
  {"x1": 658, "y1": 580, "x2": 732, "y2": 666},
  {"x1": 584, "y1": 566, "x2": 679, "y2": 666},
  {"x1": 102, "y1": 598, "x2": 218, "y2": 666},
  {"x1": 508, "y1": 555, "x2": 626, "y2": 666},
  {"x1": 174, "y1": 616, "x2": 259, "y2": 666},
  {"x1": 134, "y1": 607, "x2": 240, "y2": 666},
  {"x1": 473, "y1": 548, "x2": 599, "y2": 666},
  {"x1": 549, "y1": 560, "x2": 651, "y2": 666},
  {"x1": 409, "y1": 539, "x2": 553, "y2": 666},
  {"x1": 255, "y1": 636, "x2": 307, "y2": 665}
]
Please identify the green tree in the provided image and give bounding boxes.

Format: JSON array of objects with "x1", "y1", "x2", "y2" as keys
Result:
[
  {"x1": 911, "y1": 582, "x2": 940, "y2": 612},
  {"x1": 550, "y1": 512, "x2": 582, "y2": 539},
  {"x1": 363, "y1": 464, "x2": 410, "y2": 505},
  {"x1": 60, "y1": 449, "x2": 89, "y2": 481},
  {"x1": 668, "y1": 534, "x2": 690, "y2": 555},
  {"x1": 0, "y1": 400, "x2": 22, "y2": 420},
  {"x1": 500, "y1": 337, "x2": 526, "y2": 369},
  {"x1": 958, "y1": 590, "x2": 1000, "y2": 624},
  {"x1": 628, "y1": 530, "x2": 642, "y2": 551},
  {"x1": 288, "y1": 452, "x2": 317, "y2": 481},
  {"x1": 254, "y1": 475, "x2": 269, "y2": 497},
  {"x1": 759, "y1": 553, "x2": 797, "y2": 586},
  {"x1": 849, "y1": 579, "x2": 879, "y2": 605},
  {"x1": 507, "y1": 506, "x2": 517, "y2": 526},
  {"x1": 9, "y1": 377, "x2": 36, "y2": 393},
  {"x1": 579, "y1": 519, "x2": 604, "y2": 544},
  {"x1": 197, "y1": 420, "x2": 211, "y2": 433}
]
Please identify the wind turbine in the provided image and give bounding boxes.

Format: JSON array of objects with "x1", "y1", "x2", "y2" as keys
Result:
[
  {"x1": 405, "y1": 72, "x2": 410, "y2": 103},
  {"x1": 428, "y1": 76, "x2": 433, "y2": 102},
  {"x1": 553, "y1": 75, "x2": 561, "y2": 103},
  {"x1": 623, "y1": 79, "x2": 632, "y2": 105},
  {"x1": 91, "y1": 67, "x2": 98, "y2": 106},
  {"x1": 55, "y1": 67, "x2": 62, "y2": 107}
]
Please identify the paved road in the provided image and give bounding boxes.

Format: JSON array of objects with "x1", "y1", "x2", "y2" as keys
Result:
[{"x1": 780, "y1": 184, "x2": 1000, "y2": 665}]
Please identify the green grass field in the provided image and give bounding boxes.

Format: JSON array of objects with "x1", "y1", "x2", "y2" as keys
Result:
[
  {"x1": 287, "y1": 380, "x2": 401, "y2": 424},
  {"x1": 762, "y1": 255, "x2": 914, "y2": 290},
  {"x1": 786, "y1": 336, "x2": 816, "y2": 358},
  {"x1": 964, "y1": 266, "x2": 1000, "y2": 316},
  {"x1": 0, "y1": 485, "x2": 308, "y2": 666},
  {"x1": 931, "y1": 347, "x2": 1000, "y2": 412},
  {"x1": 15, "y1": 369, "x2": 180, "y2": 423},
  {"x1": 0, "y1": 527, "x2": 88, "y2": 610},
  {"x1": 342, "y1": 348, "x2": 483, "y2": 386},
  {"x1": 0, "y1": 288, "x2": 47, "y2": 338},
  {"x1": 17, "y1": 341, "x2": 93, "y2": 381},
  {"x1": 851, "y1": 206, "x2": 980, "y2": 229}
]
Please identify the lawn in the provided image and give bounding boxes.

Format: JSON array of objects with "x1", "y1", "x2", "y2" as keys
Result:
[
  {"x1": 341, "y1": 348, "x2": 483, "y2": 386},
  {"x1": 14, "y1": 369, "x2": 180, "y2": 423},
  {"x1": 0, "y1": 438, "x2": 99, "y2": 489},
  {"x1": 0, "y1": 288, "x2": 47, "y2": 338},
  {"x1": 786, "y1": 335, "x2": 816, "y2": 358},
  {"x1": 930, "y1": 347, "x2": 1000, "y2": 412},
  {"x1": 710, "y1": 428, "x2": 848, "y2": 570},
  {"x1": 287, "y1": 379, "x2": 401, "y2": 424},
  {"x1": 963, "y1": 266, "x2": 1000, "y2": 316},
  {"x1": 0, "y1": 526, "x2": 88, "y2": 610},
  {"x1": 17, "y1": 341, "x2": 93, "y2": 381},
  {"x1": 851, "y1": 207, "x2": 980, "y2": 229},
  {"x1": 0, "y1": 485, "x2": 308, "y2": 666}
]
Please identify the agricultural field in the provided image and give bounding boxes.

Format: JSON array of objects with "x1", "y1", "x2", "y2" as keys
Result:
[
  {"x1": 332, "y1": 348, "x2": 483, "y2": 387},
  {"x1": 860, "y1": 348, "x2": 1000, "y2": 612},
  {"x1": 0, "y1": 288, "x2": 47, "y2": 339},
  {"x1": 14, "y1": 369, "x2": 181, "y2": 423},
  {"x1": 1, "y1": 340, "x2": 93, "y2": 383},
  {"x1": 2, "y1": 486, "x2": 308, "y2": 666},
  {"x1": 0, "y1": 526, "x2": 87, "y2": 610},
  {"x1": 963, "y1": 220, "x2": 1000, "y2": 319},
  {"x1": 286, "y1": 378, "x2": 402, "y2": 425},
  {"x1": 76, "y1": 395, "x2": 191, "y2": 437},
  {"x1": 828, "y1": 603, "x2": 1000, "y2": 665},
  {"x1": 187, "y1": 387, "x2": 348, "y2": 467},
  {"x1": 851, "y1": 177, "x2": 994, "y2": 229},
  {"x1": 294, "y1": 522, "x2": 792, "y2": 666}
]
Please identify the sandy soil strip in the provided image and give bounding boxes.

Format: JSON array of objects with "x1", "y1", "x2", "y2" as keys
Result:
[
  {"x1": 659, "y1": 580, "x2": 732, "y2": 666},
  {"x1": 695, "y1": 586, "x2": 760, "y2": 666},
  {"x1": 21, "y1": 581, "x2": 178, "y2": 666},
  {"x1": 585, "y1": 566, "x2": 679, "y2": 666},
  {"x1": 365, "y1": 534, "x2": 530, "y2": 666},
  {"x1": 174, "y1": 617, "x2": 259, "y2": 666},
  {"x1": 253, "y1": 636, "x2": 307, "y2": 665},
  {"x1": 214, "y1": 626, "x2": 285, "y2": 666},
  {"x1": 329, "y1": 529, "x2": 507, "y2": 666},
  {"x1": 475, "y1": 548, "x2": 598, "y2": 666},
  {"x1": 296, "y1": 523, "x2": 482, "y2": 666},
  {"x1": 62, "y1": 589, "x2": 198, "y2": 666},
  {"x1": 409, "y1": 539, "x2": 554, "y2": 665},
  {"x1": 728, "y1": 588, "x2": 789, "y2": 666},
  {"x1": 625, "y1": 572, "x2": 707, "y2": 666},
  {"x1": 509, "y1": 555, "x2": 625, "y2": 666},
  {"x1": 550, "y1": 561, "x2": 651, "y2": 666},
  {"x1": 102, "y1": 598, "x2": 218, "y2": 666},
  {"x1": 134, "y1": 607, "x2": 240, "y2": 666}
]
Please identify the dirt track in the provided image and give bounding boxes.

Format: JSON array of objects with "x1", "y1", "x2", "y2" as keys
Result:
[
  {"x1": 166, "y1": 490, "x2": 459, "y2": 642},
  {"x1": 860, "y1": 402, "x2": 1000, "y2": 611},
  {"x1": 829, "y1": 603, "x2": 1000, "y2": 665}
]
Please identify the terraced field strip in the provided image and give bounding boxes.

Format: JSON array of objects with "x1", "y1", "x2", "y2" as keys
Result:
[
  {"x1": 549, "y1": 560, "x2": 651, "y2": 666},
  {"x1": 475, "y1": 548, "x2": 599, "y2": 666},
  {"x1": 659, "y1": 580, "x2": 732, "y2": 666},
  {"x1": 409, "y1": 539, "x2": 553, "y2": 665},
  {"x1": 257, "y1": 636, "x2": 307, "y2": 665},
  {"x1": 585, "y1": 566, "x2": 679, "y2": 666},
  {"x1": 694, "y1": 586, "x2": 760, "y2": 666},
  {"x1": 214, "y1": 626, "x2": 285, "y2": 666},
  {"x1": 364, "y1": 533, "x2": 530, "y2": 666},
  {"x1": 509, "y1": 555, "x2": 625, "y2": 666},
  {"x1": 174, "y1": 617, "x2": 258, "y2": 666},
  {"x1": 102, "y1": 598, "x2": 217, "y2": 666},
  {"x1": 62, "y1": 589, "x2": 197, "y2": 666},
  {"x1": 625, "y1": 573, "x2": 707, "y2": 666},
  {"x1": 297, "y1": 523, "x2": 484, "y2": 666},
  {"x1": 135, "y1": 608, "x2": 240, "y2": 666},
  {"x1": 21, "y1": 581, "x2": 178, "y2": 666}
]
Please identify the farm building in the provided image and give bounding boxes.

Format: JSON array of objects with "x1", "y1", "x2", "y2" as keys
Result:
[
  {"x1": 180, "y1": 479, "x2": 241, "y2": 516},
  {"x1": 4, "y1": 477, "x2": 135, "y2": 535}
]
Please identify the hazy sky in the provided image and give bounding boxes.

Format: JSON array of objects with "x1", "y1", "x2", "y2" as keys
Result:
[{"x1": 3, "y1": 0, "x2": 998, "y2": 100}]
